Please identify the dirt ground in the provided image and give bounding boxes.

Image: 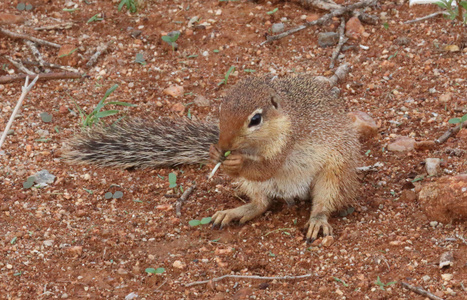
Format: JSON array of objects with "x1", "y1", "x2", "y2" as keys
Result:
[{"x1": 1, "y1": 0, "x2": 467, "y2": 299}]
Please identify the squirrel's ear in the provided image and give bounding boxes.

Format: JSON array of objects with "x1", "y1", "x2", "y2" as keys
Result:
[{"x1": 270, "y1": 93, "x2": 281, "y2": 109}]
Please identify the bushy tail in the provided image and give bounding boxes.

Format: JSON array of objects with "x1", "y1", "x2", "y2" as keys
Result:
[{"x1": 63, "y1": 118, "x2": 219, "y2": 169}]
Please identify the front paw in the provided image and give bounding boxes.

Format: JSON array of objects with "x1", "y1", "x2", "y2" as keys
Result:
[
  {"x1": 222, "y1": 153, "x2": 243, "y2": 176},
  {"x1": 209, "y1": 144, "x2": 223, "y2": 163}
]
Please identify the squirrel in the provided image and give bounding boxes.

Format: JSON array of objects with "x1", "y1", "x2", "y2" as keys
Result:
[{"x1": 64, "y1": 74, "x2": 360, "y2": 242}]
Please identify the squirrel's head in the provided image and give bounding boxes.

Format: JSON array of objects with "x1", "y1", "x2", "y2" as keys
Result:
[{"x1": 218, "y1": 77, "x2": 291, "y2": 159}]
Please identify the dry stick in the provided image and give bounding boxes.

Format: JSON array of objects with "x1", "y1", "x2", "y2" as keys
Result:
[
  {"x1": 304, "y1": 0, "x2": 378, "y2": 25},
  {"x1": 329, "y1": 63, "x2": 350, "y2": 86},
  {"x1": 435, "y1": 122, "x2": 465, "y2": 144},
  {"x1": 175, "y1": 185, "x2": 196, "y2": 217},
  {"x1": 86, "y1": 42, "x2": 110, "y2": 67},
  {"x1": 24, "y1": 40, "x2": 46, "y2": 70},
  {"x1": 185, "y1": 273, "x2": 314, "y2": 287},
  {"x1": 4, "y1": 57, "x2": 36, "y2": 75},
  {"x1": 456, "y1": 0, "x2": 464, "y2": 23},
  {"x1": 404, "y1": 11, "x2": 449, "y2": 24},
  {"x1": 329, "y1": 18, "x2": 348, "y2": 69},
  {"x1": 355, "y1": 11, "x2": 379, "y2": 25},
  {"x1": 154, "y1": 279, "x2": 168, "y2": 292},
  {"x1": 400, "y1": 282, "x2": 444, "y2": 300},
  {"x1": 0, "y1": 75, "x2": 39, "y2": 149},
  {"x1": 302, "y1": 0, "x2": 341, "y2": 10},
  {"x1": 260, "y1": 0, "x2": 377, "y2": 45},
  {"x1": 0, "y1": 27, "x2": 61, "y2": 48},
  {"x1": 0, "y1": 72, "x2": 81, "y2": 84},
  {"x1": 22, "y1": 60, "x2": 80, "y2": 73},
  {"x1": 34, "y1": 23, "x2": 73, "y2": 31}
]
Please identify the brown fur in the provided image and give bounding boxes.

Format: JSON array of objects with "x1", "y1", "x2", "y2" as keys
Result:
[{"x1": 211, "y1": 75, "x2": 360, "y2": 241}]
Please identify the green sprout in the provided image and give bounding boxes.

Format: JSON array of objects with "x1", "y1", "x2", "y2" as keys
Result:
[
  {"x1": 267, "y1": 8, "x2": 278, "y2": 15},
  {"x1": 435, "y1": 0, "x2": 467, "y2": 23},
  {"x1": 189, "y1": 217, "x2": 212, "y2": 226},
  {"x1": 162, "y1": 32, "x2": 180, "y2": 52},
  {"x1": 145, "y1": 267, "x2": 165, "y2": 274},
  {"x1": 375, "y1": 276, "x2": 396, "y2": 290},
  {"x1": 118, "y1": 0, "x2": 137, "y2": 13},
  {"x1": 448, "y1": 113, "x2": 467, "y2": 129},
  {"x1": 218, "y1": 66, "x2": 236, "y2": 86},
  {"x1": 75, "y1": 84, "x2": 136, "y2": 127}
]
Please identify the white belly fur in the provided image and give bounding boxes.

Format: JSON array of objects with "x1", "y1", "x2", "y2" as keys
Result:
[{"x1": 237, "y1": 143, "x2": 323, "y2": 201}]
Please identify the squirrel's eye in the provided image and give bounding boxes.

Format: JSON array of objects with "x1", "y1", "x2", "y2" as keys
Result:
[{"x1": 248, "y1": 113, "x2": 262, "y2": 127}]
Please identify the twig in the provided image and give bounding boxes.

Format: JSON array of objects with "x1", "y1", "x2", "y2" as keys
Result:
[
  {"x1": 4, "y1": 56, "x2": 36, "y2": 75},
  {"x1": 208, "y1": 162, "x2": 222, "y2": 181},
  {"x1": 185, "y1": 273, "x2": 314, "y2": 287},
  {"x1": 404, "y1": 11, "x2": 449, "y2": 24},
  {"x1": 86, "y1": 42, "x2": 110, "y2": 67},
  {"x1": 0, "y1": 27, "x2": 61, "y2": 48},
  {"x1": 22, "y1": 60, "x2": 80, "y2": 73},
  {"x1": 455, "y1": 233, "x2": 467, "y2": 245},
  {"x1": 0, "y1": 72, "x2": 82, "y2": 84},
  {"x1": 260, "y1": 0, "x2": 377, "y2": 45},
  {"x1": 0, "y1": 75, "x2": 39, "y2": 149},
  {"x1": 34, "y1": 23, "x2": 73, "y2": 31},
  {"x1": 329, "y1": 63, "x2": 350, "y2": 86},
  {"x1": 175, "y1": 185, "x2": 196, "y2": 217},
  {"x1": 303, "y1": 0, "x2": 378, "y2": 25},
  {"x1": 456, "y1": 0, "x2": 464, "y2": 23},
  {"x1": 330, "y1": 18, "x2": 348, "y2": 69},
  {"x1": 24, "y1": 40, "x2": 46, "y2": 71},
  {"x1": 301, "y1": 0, "x2": 341, "y2": 10},
  {"x1": 400, "y1": 282, "x2": 444, "y2": 300},
  {"x1": 355, "y1": 11, "x2": 379, "y2": 25},
  {"x1": 154, "y1": 279, "x2": 168, "y2": 292},
  {"x1": 435, "y1": 123, "x2": 464, "y2": 144}
]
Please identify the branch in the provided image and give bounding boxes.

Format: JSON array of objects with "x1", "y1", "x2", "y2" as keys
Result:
[
  {"x1": 404, "y1": 11, "x2": 449, "y2": 24},
  {"x1": 329, "y1": 63, "x2": 350, "y2": 86},
  {"x1": 175, "y1": 185, "x2": 196, "y2": 217},
  {"x1": 0, "y1": 27, "x2": 61, "y2": 48},
  {"x1": 34, "y1": 23, "x2": 73, "y2": 31},
  {"x1": 0, "y1": 76, "x2": 39, "y2": 149},
  {"x1": 0, "y1": 72, "x2": 82, "y2": 84},
  {"x1": 4, "y1": 56, "x2": 36, "y2": 75},
  {"x1": 301, "y1": 0, "x2": 341, "y2": 10},
  {"x1": 24, "y1": 40, "x2": 46, "y2": 70},
  {"x1": 435, "y1": 122, "x2": 465, "y2": 144},
  {"x1": 86, "y1": 42, "x2": 110, "y2": 67},
  {"x1": 329, "y1": 17, "x2": 348, "y2": 69},
  {"x1": 260, "y1": 0, "x2": 377, "y2": 45},
  {"x1": 400, "y1": 282, "x2": 444, "y2": 300},
  {"x1": 185, "y1": 273, "x2": 314, "y2": 287},
  {"x1": 22, "y1": 60, "x2": 80, "y2": 73}
]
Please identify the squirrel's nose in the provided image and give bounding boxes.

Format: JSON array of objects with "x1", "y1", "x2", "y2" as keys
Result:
[{"x1": 218, "y1": 130, "x2": 235, "y2": 151}]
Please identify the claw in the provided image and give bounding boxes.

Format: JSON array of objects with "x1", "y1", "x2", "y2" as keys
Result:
[{"x1": 305, "y1": 214, "x2": 333, "y2": 241}]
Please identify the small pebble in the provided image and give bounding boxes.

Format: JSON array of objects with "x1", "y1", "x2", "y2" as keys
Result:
[
  {"x1": 43, "y1": 239, "x2": 54, "y2": 247},
  {"x1": 173, "y1": 260, "x2": 186, "y2": 269},
  {"x1": 321, "y1": 236, "x2": 334, "y2": 247},
  {"x1": 441, "y1": 273, "x2": 453, "y2": 281},
  {"x1": 271, "y1": 23, "x2": 285, "y2": 33}
]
